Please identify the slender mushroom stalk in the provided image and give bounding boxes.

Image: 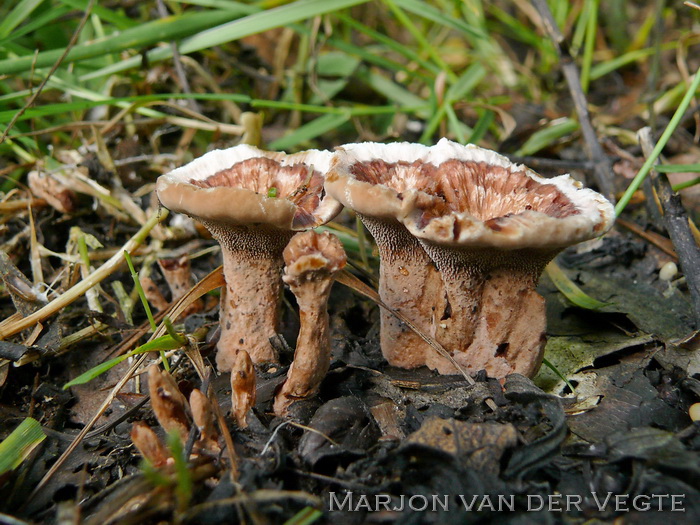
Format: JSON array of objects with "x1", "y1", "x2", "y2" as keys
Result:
[
  {"x1": 156, "y1": 145, "x2": 341, "y2": 370},
  {"x1": 400, "y1": 138, "x2": 615, "y2": 377},
  {"x1": 325, "y1": 143, "x2": 446, "y2": 369},
  {"x1": 230, "y1": 349, "x2": 256, "y2": 428},
  {"x1": 273, "y1": 231, "x2": 346, "y2": 416}
]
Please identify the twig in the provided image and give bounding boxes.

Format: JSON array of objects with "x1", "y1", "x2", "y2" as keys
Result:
[
  {"x1": 0, "y1": 0, "x2": 96, "y2": 144},
  {"x1": 638, "y1": 127, "x2": 700, "y2": 326},
  {"x1": 616, "y1": 217, "x2": 677, "y2": 260},
  {"x1": 0, "y1": 210, "x2": 167, "y2": 339},
  {"x1": 531, "y1": 0, "x2": 616, "y2": 202}
]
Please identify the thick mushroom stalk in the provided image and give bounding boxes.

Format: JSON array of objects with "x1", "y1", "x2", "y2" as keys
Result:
[
  {"x1": 325, "y1": 143, "x2": 446, "y2": 369},
  {"x1": 273, "y1": 231, "x2": 346, "y2": 416},
  {"x1": 156, "y1": 145, "x2": 341, "y2": 370},
  {"x1": 400, "y1": 139, "x2": 615, "y2": 377}
]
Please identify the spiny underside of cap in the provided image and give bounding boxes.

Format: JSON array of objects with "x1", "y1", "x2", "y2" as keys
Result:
[
  {"x1": 191, "y1": 157, "x2": 325, "y2": 209},
  {"x1": 349, "y1": 158, "x2": 579, "y2": 222},
  {"x1": 158, "y1": 146, "x2": 340, "y2": 230},
  {"x1": 336, "y1": 140, "x2": 614, "y2": 249}
]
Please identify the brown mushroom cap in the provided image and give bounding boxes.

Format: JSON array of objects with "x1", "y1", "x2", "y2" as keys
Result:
[
  {"x1": 156, "y1": 144, "x2": 341, "y2": 230},
  {"x1": 392, "y1": 139, "x2": 614, "y2": 248},
  {"x1": 155, "y1": 145, "x2": 342, "y2": 369},
  {"x1": 282, "y1": 230, "x2": 348, "y2": 281},
  {"x1": 325, "y1": 141, "x2": 438, "y2": 221},
  {"x1": 328, "y1": 139, "x2": 613, "y2": 248}
]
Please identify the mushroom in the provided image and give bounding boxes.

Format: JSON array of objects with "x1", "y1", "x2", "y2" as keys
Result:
[
  {"x1": 230, "y1": 349, "x2": 256, "y2": 428},
  {"x1": 324, "y1": 142, "x2": 446, "y2": 369},
  {"x1": 156, "y1": 145, "x2": 341, "y2": 370},
  {"x1": 398, "y1": 138, "x2": 614, "y2": 377},
  {"x1": 130, "y1": 421, "x2": 170, "y2": 467},
  {"x1": 147, "y1": 363, "x2": 190, "y2": 442},
  {"x1": 189, "y1": 388, "x2": 220, "y2": 453},
  {"x1": 133, "y1": 366, "x2": 221, "y2": 464},
  {"x1": 157, "y1": 255, "x2": 204, "y2": 316},
  {"x1": 273, "y1": 230, "x2": 346, "y2": 416}
]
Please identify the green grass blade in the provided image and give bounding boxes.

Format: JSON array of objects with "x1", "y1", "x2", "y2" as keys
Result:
[
  {"x1": 124, "y1": 251, "x2": 157, "y2": 333},
  {"x1": 655, "y1": 163, "x2": 700, "y2": 173},
  {"x1": 167, "y1": 430, "x2": 193, "y2": 511},
  {"x1": 355, "y1": 67, "x2": 427, "y2": 115},
  {"x1": 283, "y1": 507, "x2": 322, "y2": 525},
  {"x1": 62, "y1": 335, "x2": 183, "y2": 389},
  {"x1": 393, "y1": 0, "x2": 483, "y2": 40},
  {"x1": 0, "y1": 6, "x2": 72, "y2": 48},
  {"x1": 383, "y1": 0, "x2": 456, "y2": 82},
  {"x1": 0, "y1": 418, "x2": 46, "y2": 475},
  {"x1": 580, "y1": 0, "x2": 600, "y2": 92},
  {"x1": 62, "y1": 354, "x2": 132, "y2": 390},
  {"x1": 615, "y1": 66, "x2": 700, "y2": 215},
  {"x1": 545, "y1": 261, "x2": 609, "y2": 310},
  {"x1": 541, "y1": 357, "x2": 576, "y2": 394},
  {"x1": 445, "y1": 63, "x2": 486, "y2": 103},
  {"x1": 513, "y1": 118, "x2": 579, "y2": 157},
  {"x1": 79, "y1": 0, "x2": 370, "y2": 82},
  {"x1": 672, "y1": 177, "x2": 700, "y2": 192},
  {"x1": 58, "y1": 0, "x2": 140, "y2": 30},
  {"x1": 269, "y1": 112, "x2": 351, "y2": 151},
  {"x1": 0, "y1": 9, "x2": 248, "y2": 76},
  {"x1": 0, "y1": 0, "x2": 44, "y2": 39},
  {"x1": 334, "y1": 13, "x2": 439, "y2": 77},
  {"x1": 465, "y1": 108, "x2": 493, "y2": 144}
]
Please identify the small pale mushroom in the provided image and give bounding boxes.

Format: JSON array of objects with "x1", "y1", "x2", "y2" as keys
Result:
[
  {"x1": 133, "y1": 367, "x2": 221, "y2": 465},
  {"x1": 130, "y1": 421, "x2": 170, "y2": 467},
  {"x1": 399, "y1": 139, "x2": 615, "y2": 378},
  {"x1": 157, "y1": 255, "x2": 204, "y2": 315},
  {"x1": 230, "y1": 349, "x2": 256, "y2": 428},
  {"x1": 189, "y1": 388, "x2": 220, "y2": 453},
  {"x1": 273, "y1": 230, "x2": 346, "y2": 416},
  {"x1": 156, "y1": 145, "x2": 341, "y2": 370},
  {"x1": 324, "y1": 142, "x2": 446, "y2": 369},
  {"x1": 147, "y1": 364, "x2": 190, "y2": 442}
]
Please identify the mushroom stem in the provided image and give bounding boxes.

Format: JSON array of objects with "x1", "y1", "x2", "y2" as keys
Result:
[
  {"x1": 466, "y1": 267, "x2": 546, "y2": 378},
  {"x1": 155, "y1": 145, "x2": 341, "y2": 372},
  {"x1": 203, "y1": 221, "x2": 293, "y2": 372},
  {"x1": 273, "y1": 231, "x2": 346, "y2": 416},
  {"x1": 419, "y1": 247, "x2": 553, "y2": 376},
  {"x1": 208, "y1": 224, "x2": 294, "y2": 370},
  {"x1": 419, "y1": 245, "x2": 485, "y2": 373},
  {"x1": 361, "y1": 217, "x2": 444, "y2": 369}
]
